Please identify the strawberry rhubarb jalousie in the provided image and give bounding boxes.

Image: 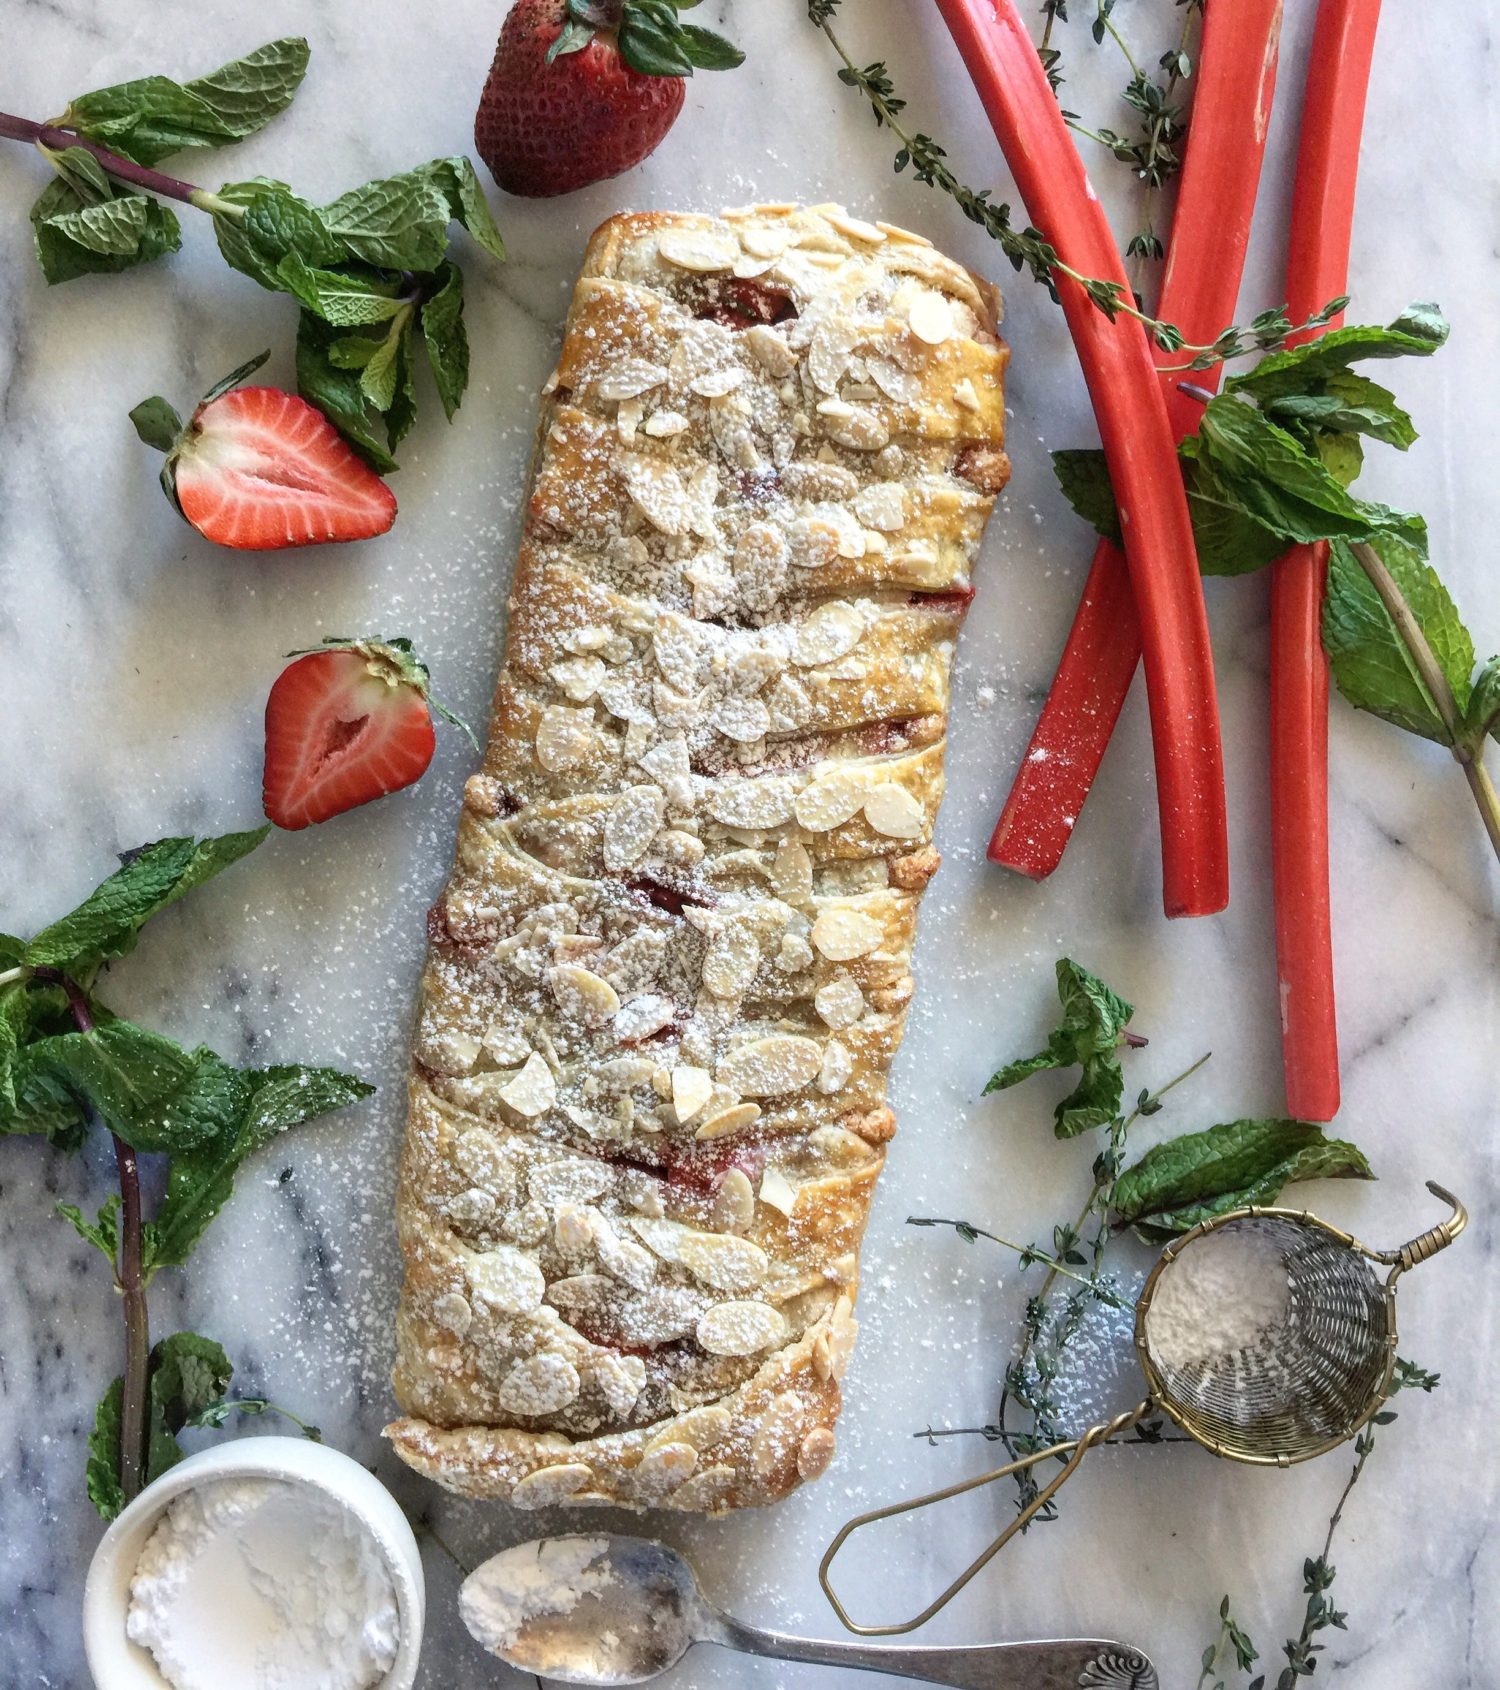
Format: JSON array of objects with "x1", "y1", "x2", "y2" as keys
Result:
[{"x1": 386, "y1": 204, "x2": 1009, "y2": 1512}]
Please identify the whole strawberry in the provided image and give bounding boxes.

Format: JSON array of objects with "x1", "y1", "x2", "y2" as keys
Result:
[{"x1": 475, "y1": 0, "x2": 743, "y2": 198}]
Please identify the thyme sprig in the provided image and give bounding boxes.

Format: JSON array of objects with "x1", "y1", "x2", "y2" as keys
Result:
[
  {"x1": 1199, "y1": 1359, "x2": 1440, "y2": 1689},
  {"x1": 809, "y1": 0, "x2": 1341, "y2": 370}
]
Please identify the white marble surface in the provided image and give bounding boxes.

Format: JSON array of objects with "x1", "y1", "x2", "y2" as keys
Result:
[{"x1": 2, "y1": 1, "x2": 1498, "y2": 1685}]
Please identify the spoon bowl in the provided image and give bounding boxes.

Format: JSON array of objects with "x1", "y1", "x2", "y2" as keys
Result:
[
  {"x1": 460, "y1": 1533, "x2": 1160, "y2": 1689},
  {"x1": 462, "y1": 1535, "x2": 703, "y2": 1685}
]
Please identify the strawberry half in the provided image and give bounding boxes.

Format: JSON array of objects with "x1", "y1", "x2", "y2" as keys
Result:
[
  {"x1": 263, "y1": 638, "x2": 471, "y2": 831},
  {"x1": 474, "y1": 0, "x2": 743, "y2": 199},
  {"x1": 131, "y1": 352, "x2": 397, "y2": 551}
]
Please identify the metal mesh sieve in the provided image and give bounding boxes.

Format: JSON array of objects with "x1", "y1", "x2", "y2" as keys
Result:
[
  {"x1": 821, "y1": 1182, "x2": 1465, "y2": 1636},
  {"x1": 1135, "y1": 1215, "x2": 1394, "y2": 1463}
]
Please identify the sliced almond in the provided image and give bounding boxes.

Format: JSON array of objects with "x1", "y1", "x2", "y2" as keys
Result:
[
  {"x1": 793, "y1": 601, "x2": 865, "y2": 668},
  {"x1": 603, "y1": 785, "x2": 667, "y2": 871},
  {"x1": 701, "y1": 914, "x2": 762, "y2": 999},
  {"x1": 696, "y1": 1300, "x2": 787, "y2": 1357},
  {"x1": 952, "y1": 377, "x2": 981, "y2": 411},
  {"x1": 535, "y1": 704, "x2": 593, "y2": 772},
  {"x1": 547, "y1": 963, "x2": 621, "y2": 1026},
  {"x1": 817, "y1": 402, "x2": 889, "y2": 451},
  {"x1": 817, "y1": 1038, "x2": 853, "y2": 1093},
  {"x1": 644, "y1": 409, "x2": 689, "y2": 438},
  {"x1": 742, "y1": 323, "x2": 796, "y2": 375},
  {"x1": 635, "y1": 1441, "x2": 698, "y2": 1494},
  {"x1": 550, "y1": 655, "x2": 607, "y2": 702},
  {"x1": 732, "y1": 522, "x2": 790, "y2": 610},
  {"x1": 620, "y1": 453, "x2": 695, "y2": 535},
  {"x1": 658, "y1": 228, "x2": 740, "y2": 272},
  {"x1": 495, "y1": 1353, "x2": 581, "y2": 1416},
  {"x1": 758, "y1": 1165, "x2": 799, "y2": 1217},
  {"x1": 769, "y1": 838, "x2": 813, "y2": 903},
  {"x1": 863, "y1": 782, "x2": 925, "y2": 839},
  {"x1": 794, "y1": 770, "x2": 868, "y2": 832},
  {"x1": 679, "y1": 1228, "x2": 768, "y2": 1292},
  {"x1": 814, "y1": 975, "x2": 865, "y2": 1029},
  {"x1": 498, "y1": 1051, "x2": 557, "y2": 1118},
  {"x1": 852, "y1": 482, "x2": 907, "y2": 531},
  {"x1": 466, "y1": 1244, "x2": 545, "y2": 1314},
  {"x1": 597, "y1": 360, "x2": 669, "y2": 401},
  {"x1": 712, "y1": 694, "x2": 771, "y2": 744},
  {"x1": 824, "y1": 208, "x2": 885, "y2": 244},
  {"x1": 711, "y1": 1166, "x2": 756, "y2": 1233},
  {"x1": 908, "y1": 290, "x2": 954, "y2": 345},
  {"x1": 811, "y1": 907, "x2": 882, "y2": 961},
  {"x1": 695, "y1": 1101, "x2": 763, "y2": 1141},
  {"x1": 807, "y1": 322, "x2": 858, "y2": 394},
  {"x1": 691, "y1": 367, "x2": 746, "y2": 398},
  {"x1": 613, "y1": 993, "x2": 677, "y2": 1043},
  {"x1": 671, "y1": 1064, "x2": 714, "y2": 1123},
  {"x1": 707, "y1": 775, "x2": 796, "y2": 830},
  {"x1": 509, "y1": 1463, "x2": 593, "y2": 1509},
  {"x1": 798, "y1": 1425, "x2": 837, "y2": 1480},
  {"x1": 589, "y1": 1351, "x2": 646, "y2": 1416},
  {"x1": 740, "y1": 226, "x2": 793, "y2": 261},
  {"x1": 717, "y1": 1034, "x2": 822, "y2": 1097}
]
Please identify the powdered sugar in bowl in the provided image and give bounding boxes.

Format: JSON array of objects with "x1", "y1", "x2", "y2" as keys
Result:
[{"x1": 83, "y1": 1436, "x2": 424, "y2": 1690}]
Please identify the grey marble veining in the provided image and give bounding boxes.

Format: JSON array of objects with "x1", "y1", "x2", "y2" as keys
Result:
[{"x1": 2, "y1": 1, "x2": 1497, "y2": 1686}]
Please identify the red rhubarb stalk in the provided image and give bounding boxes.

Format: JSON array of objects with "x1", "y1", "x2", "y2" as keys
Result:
[
  {"x1": 990, "y1": 0, "x2": 1283, "y2": 880},
  {"x1": 1270, "y1": 0, "x2": 1381, "y2": 1122},
  {"x1": 934, "y1": 0, "x2": 1229, "y2": 918}
]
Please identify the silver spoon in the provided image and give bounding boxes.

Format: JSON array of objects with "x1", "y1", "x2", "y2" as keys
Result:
[{"x1": 459, "y1": 1534, "x2": 1158, "y2": 1689}]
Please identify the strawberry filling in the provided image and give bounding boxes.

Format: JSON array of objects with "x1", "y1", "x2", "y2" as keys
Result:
[{"x1": 691, "y1": 278, "x2": 798, "y2": 330}]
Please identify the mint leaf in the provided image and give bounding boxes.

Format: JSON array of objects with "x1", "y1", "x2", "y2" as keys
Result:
[
  {"x1": 320, "y1": 171, "x2": 451, "y2": 271},
  {"x1": 420, "y1": 261, "x2": 469, "y2": 420},
  {"x1": 30, "y1": 178, "x2": 181, "y2": 285},
  {"x1": 1228, "y1": 304, "x2": 1450, "y2": 401},
  {"x1": 214, "y1": 181, "x2": 342, "y2": 288},
  {"x1": 678, "y1": 22, "x2": 747, "y2": 68},
  {"x1": 1181, "y1": 442, "x2": 1285, "y2": 577},
  {"x1": 15, "y1": 1022, "x2": 243, "y2": 1152},
  {"x1": 984, "y1": 957, "x2": 1134, "y2": 1137},
  {"x1": 386, "y1": 318, "x2": 419, "y2": 451},
  {"x1": 1196, "y1": 397, "x2": 1425, "y2": 552},
  {"x1": 22, "y1": 828, "x2": 269, "y2": 971},
  {"x1": 179, "y1": 38, "x2": 310, "y2": 140},
  {"x1": 1051, "y1": 448, "x2": 1121, "y2": 543},
  {"x1": 45, "y1": 145, "x2": 114, "y2": 205},
  {"x1": 1263, "y1": 372, "x2": 1416, "y2": 451},
  {"x1": 146, "y1": 1333, "x2": 235, "y2": 1481},
  {"x1": 63, "y1": 38, "x2": 309, "y2": 167},
  {"x1": 129, "y1": 396, "x2": 184, "y2": 452},
  {"x1": 58, "y1": 1192, "x2": 122, "y2": 1263},
  {"x1": 296, "y1": 310, "x2": 401, "y2": 471},
  {"x1": 1462, "y1": 656, "x2": 1500, "y2": 752},
  {"x1": 1113, "y1": 1118, "x2": 1373, "y2": 1239},
  {"x1": 359, "y1": 313, "x2": 411, "y2": 410},
  {"x1": 419, "y1": 158, "x2": 506, "y2": 261},
  {"x1": 1314, "y1": 429, "x2": 1364, "y2": 489},
  {"x1": 274, "y1": 253, "x2": 408, "y2": 326},
  {"x1": 144, "y1": 1064, "x2": 373, "y2": 1271},
  {"x1": 1323, "y1": 537, "x2": 1475, "y2": 743},
  {"x1": 87, "y1": 1379, "x2": 127, "y2": 1521}
]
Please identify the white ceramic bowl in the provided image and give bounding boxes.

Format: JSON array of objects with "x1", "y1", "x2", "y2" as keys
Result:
[{"x1": 83, "y1": 1435, "x2": 425, "y2": 1690}]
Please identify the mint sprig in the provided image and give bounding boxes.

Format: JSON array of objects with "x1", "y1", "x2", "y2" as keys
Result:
[
  {"x1": 984, "y1": 957, "x2": 1137, "y2": 1137},
  {"x1": 1, "y1": 829, "x2": 371, "y2": 1514},
  {"x1": 1050, "y1": 304, "x2": 1500, "y2": 860},
  {"x1": 1, "y1": 43, "x2": 505, "y2": 468}
]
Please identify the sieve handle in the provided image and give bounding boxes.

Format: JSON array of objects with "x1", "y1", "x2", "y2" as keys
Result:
[
  {"x1": 1375, "y1": 1180, "x2": 1468, "y2": 1277},
  {"x1": 818, "y1": 1402, "x2": 1154, "y2": 1636}
]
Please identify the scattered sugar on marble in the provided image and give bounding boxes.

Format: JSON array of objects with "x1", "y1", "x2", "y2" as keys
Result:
[{"x1": 1145, "y1": 1226, "x2": 1291, "y2": 1376}]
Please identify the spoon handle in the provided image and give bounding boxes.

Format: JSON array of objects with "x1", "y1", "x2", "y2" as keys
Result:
[{"x1": 713, "y1": 1618, "x2": 1158, "y2": 1689}]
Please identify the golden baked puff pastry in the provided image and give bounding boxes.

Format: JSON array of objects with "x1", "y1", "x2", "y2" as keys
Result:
[{"x1": 386, "y1": 204, "x2": 1009, "y2": 1513}]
